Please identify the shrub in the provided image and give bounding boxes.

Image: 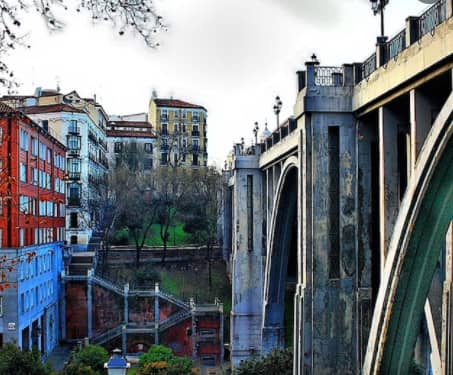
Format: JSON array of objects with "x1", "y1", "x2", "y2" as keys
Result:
[
  {"x1": 138, "y1": 345, "x2": 193, "y2": 375},
  {"x1": 0, "y1": 343, "x2": 52, "y2": 375},
  {"x1": 71, "y1": 344, "x2": 109, "y2": 374},
  {"x1": 234, "y1": 348, "x2": 293, "y2": 375}
]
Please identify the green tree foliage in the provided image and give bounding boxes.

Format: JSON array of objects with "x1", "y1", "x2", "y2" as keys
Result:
[
  {"x1": 62, "y1": 344, "x2": 109, "y2": 375},
  {"x1": 0, "y1": 343, "x2": 52, "y2": 375},
  {"x1": 234, "y1": 348, "x2": 293, "y2": 375},
  {"x1": 138, "y1": 345, "x2": 193, "y2": 375}
]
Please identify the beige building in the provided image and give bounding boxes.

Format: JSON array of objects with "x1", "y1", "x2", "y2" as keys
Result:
[{"x1": 149, "y1": 98, "x2": 208, "y2": 168}]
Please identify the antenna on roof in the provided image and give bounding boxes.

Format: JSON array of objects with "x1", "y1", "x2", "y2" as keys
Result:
[{"x1": 55, "y1": 76, "x2": 61, "y2": 92}]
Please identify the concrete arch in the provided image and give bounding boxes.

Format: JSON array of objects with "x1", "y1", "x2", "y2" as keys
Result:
[
  {"x1": 363, "y1": 92, "x2": 453, "y2": 374},
  {"x1": 262, "y1": 156, "x2": 299, "y2": 352}
]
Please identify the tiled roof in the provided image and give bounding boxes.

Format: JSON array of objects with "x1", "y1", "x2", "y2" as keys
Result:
[
  {"x1": 18, "y1": 104, "x2": 84, "y2": 114},
  {"x1": 154, "y1": 98, "x2": 206, "y2": 111},
  {"x1": 108, "y1": 120, "x2": 153, "y2": 128},
  {"x1": 107, "y1": 130, "x2": 156, "y2": 138},
  {"x1": 0, "y1": 102, "x2": 18, "y2": 114}
]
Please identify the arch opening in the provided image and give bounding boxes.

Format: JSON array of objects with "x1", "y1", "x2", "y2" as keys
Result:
[{"x1": 263, "y1": 165, "x2": 298, "y2": 350}]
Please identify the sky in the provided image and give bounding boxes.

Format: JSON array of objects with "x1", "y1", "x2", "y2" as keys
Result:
[{"x1": 4, "y1": 0, "x2": 430, "y2": 166}]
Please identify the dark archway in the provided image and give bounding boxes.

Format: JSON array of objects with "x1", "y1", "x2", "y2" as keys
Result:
[{"x1": 263, "y1": 161, "x2": 299, "y2": 352}]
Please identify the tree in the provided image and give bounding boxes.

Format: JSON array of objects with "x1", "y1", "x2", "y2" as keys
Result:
[
  {"x1": 184, "y1": 167, "x2": 223, "y2": 288},
  {"x1": 112, "y1": 164, "x2": 158, "y2": 268},
  {"x1": 154, "y1": 167, "x2": 190, "y2": 263},
  {"x1": 138, "y1": 345, "x2": 194, "y2": 375},
  {"x1": 0, "y1": 0, "x2": 166, "y2": 91},
  {"x1": 234, "y1": 348, "x2": 293, "y2": 375},
  {"x1": 0, "y1": 343, "x2": 53, "y2": 375}
]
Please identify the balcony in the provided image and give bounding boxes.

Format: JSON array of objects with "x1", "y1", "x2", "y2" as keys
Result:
[
  {"x1": 192, "y1": 116, "x2": 200, "y2": 123},
  {"x1": 67, "y1": 148, "x2": 80, "y2": 157},
  {"x1": 68, "y1": 171, "x2": 81, "y2": 180},
  {"x1": 191, "y1": 131, "x2": 200, "y2": 137},
  {"x1": 88, "y1": 131, "x2": 98, "y2": 144}
]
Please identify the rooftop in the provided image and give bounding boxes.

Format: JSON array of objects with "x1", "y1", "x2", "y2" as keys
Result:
[
  {"x1": 154, "y1": 98, "x2": 207, "y2": 111},
  {"x1": 18, "y1": 104, "x2": 84, "y2": 114}
]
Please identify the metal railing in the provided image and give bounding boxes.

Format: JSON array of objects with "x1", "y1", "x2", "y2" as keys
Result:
[
  {"x1": 91, "y1": 326, "x2": 122, "y2": 344},
  {"x1": 386, "y1": 28, "x2": 406, "y2": 60},
  {"x1": 159, "y1": 290, "x2": 190, "y2": 309},
  {"x1": 419, "y1": 0, "x2": 447, "y2": 38},
  {"x1": 314, "y1": 66, "x2": 343, "y2": 86},
  {"x1": 159, "y1": 310, "x2": 192, "y2": 331},
  {"x1": 362, "y1": 53, "x2": 377, "y2": 80}
]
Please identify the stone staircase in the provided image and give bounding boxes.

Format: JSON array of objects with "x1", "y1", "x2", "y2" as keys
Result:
[{"x1": 67, "y1": 252, "x2": 95, "y2": 276}]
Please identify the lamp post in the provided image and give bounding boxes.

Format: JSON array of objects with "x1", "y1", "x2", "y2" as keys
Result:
[
  {"x1": 104, "y1": 348, "x2": 130, "y2": 375},
  {"x1": 370, "y1": 0, "x2": 388, "y2": 37},
  {"x1": 253, "y1": 122, "x2": 259, "y2": 145},
  {"x1": 273, "y1": 96, "x2": 282, "y2": 129}
]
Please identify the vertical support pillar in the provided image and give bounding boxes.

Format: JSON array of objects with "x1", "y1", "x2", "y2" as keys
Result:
[
  {"x1": 154, "y1": 283, "x2": 159, "y2": 345},
  {"x1": 410, "y1": 88, "x2": 432, "y2": 173},
  {"x1": 124, "y1": 283, "x2": 129, "y2": 325},
  {"x1": 218, "y1": 300, "x2": 224, "y2": 364},
  {"x1": 447, "y1": 0, "x2": 453, "y2": 19},
  {"x1": 376, "y1": 36, "x2": 388, "y2": 68},
  {"x1": 87, "y1": 270, "x2": 93, "y2": 338},
  {"x1": 378, "y1": 107, "x2": 399, "y2": 270},
  {"x1": 122, "y1": 325, "x2": 127, "y2": 355},
  {"x1": 190, "y1": 298, "x2": 197, "y2": 360}
]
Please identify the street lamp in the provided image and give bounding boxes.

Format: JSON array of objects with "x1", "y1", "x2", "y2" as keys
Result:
[
  {"x1": 104, "y1": 348, "x2": 130, "y2": 375},
  {"x1": 370, "y1": 0, "x2": 388, "y2": 37},
  {"x1": 273, "y1": 96, "x2": 282, "y2": 129},
  {"x1": 253, "y1": 122, "x2": 259, "y2": 145}
]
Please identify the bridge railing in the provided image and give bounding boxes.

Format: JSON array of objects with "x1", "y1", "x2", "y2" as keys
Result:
[{"x1": 356, "y1": 0, "x2": 450, "y2": 83}]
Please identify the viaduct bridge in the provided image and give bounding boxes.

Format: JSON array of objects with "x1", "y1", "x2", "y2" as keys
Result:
[{"x1": 223, "y1": 1, "x2": 453, "y2": 373}]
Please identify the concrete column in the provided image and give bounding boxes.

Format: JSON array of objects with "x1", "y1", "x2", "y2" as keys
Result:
[
  {"x1": 124, "y1": 283, "x2": 129, "y2": 324},
  {"x1": 410, "y1": 88, "x2": 432, "y2": 173},
  {"x1": 447, "y1": 0, "x2": 453, "y2": 19},
  {"x1": 154, "y1": 283, "x2": 159, "y2": 344},
  {"x1": 378, "y1": 106, "x2": 399, "y2": 268},
  {"x1": 87, "y1": 271, "x2": 93, "y2": 338},
  {"x1": 266, "y1": 168, "x2": 274, "y2": 234}
]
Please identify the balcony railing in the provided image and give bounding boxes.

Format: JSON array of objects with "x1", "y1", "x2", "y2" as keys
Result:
[
  {"x1": 357, "y1": 0, "x2": 449, "y2": 82},
  {"x1": 192, "y1": 116, "x2": 200, "y2": 123},
  {"x1": 88, "y1": 131, "x2": 98, "y2": 144},
  {"x1": 191, "y1": 131, "x2": 200, "y2": 137},
  {"x1": 68, "y1": 171, "x2": 81, "y2": 180},
  {"x1": 314, "y1": 66, "x2": 343, "y2": 86},
  {"x1": 386, "y1": 28, "x2": 406, "y2": 60},
  {"x1": 67, "y1": 148, "x2": 80, "y2": 157},
  {"x1": 419, "y1": 0, "x2": 446, "y2": 38}
]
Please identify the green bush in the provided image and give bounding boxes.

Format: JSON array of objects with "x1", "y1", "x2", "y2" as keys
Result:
[
  {"x1": 138, "y1": 345, "x2": 193, "y2": 375},
  {"x1": 0, "y1": 343, "x2": 52, "y2": 375},
  {"x1": 71, "y1": 344, "x2": 109, "y2": 374},
  {"x1": 234, "y1": 348, "x2": 293, "y2": 375}
]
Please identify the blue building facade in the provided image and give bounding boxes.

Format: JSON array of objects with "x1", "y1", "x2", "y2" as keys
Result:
[{"x1": 0, "y1": 242, "x2": 65, "y2": 358}]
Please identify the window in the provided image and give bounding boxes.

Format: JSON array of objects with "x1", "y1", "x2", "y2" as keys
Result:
[
  {"x1": 55, "y1": 178, "x2": 60, "y2": 192},
  {"x1": 68, "y1": 158, "x2": 81, "y2": 178},
  {"x1": 46, "y1": 173, "x2": 51, "y2": 190},
  {"x1": 144, "y1": 143, "x2": 153, "y2": 153},
  {"x1": 42, "y1": 120, "x2": 48, "y2": 131},
  {"x1": 19, "y1": 129, "x2": 29, "y2": 151},
  {"x1": 31, "y1": 167, "x2": 38, "y2": 186},
  {"x1": 68, "y1": 183, "x2": 81, "y2": 205},
  {"x1": 46, "y1": 148, "x2": 52, "y2": 164},
  {"x1": 47, "y1": 201, "x2": 52, "y2": 216},
  {"x1": 192, "y1": 153, "x2": 198, "y2": 166},
  {"x1": 19, "y1": 195, "x2": 29, "y2": 214},
  {"x1": 162, "y1": 123, "x2": 168, "y2": 135},
  {"x1": 161, "y1": 153, "x2": 168, "y2": 165},
  {"x1": 60, "y1": 156, "x2": 65, "y2": 170},
  {"x1": 67, "y1": 135, "x2": 81, "y2": 151},
  {"x1": 69, "y1": 120, "x2": 78, "y2": 134},
  {"x1": 70, "y1": 235, "x2": 78, "y2": 245},
  {"x1": 182, "y1": 124, "x2": 186, "y2": 133},
  {"x1": 39, "y1": 142, "x2": 46, "y2": 160},
  {"x1": 160, "y1": 109, "x2": 168, "y2": 120},
  {"x1": 19, "y1": 163, "x2": 27, "y2": 182},
  {"x1": 31, "y1": 137, "x2": 38, "y2": 156},
  {"x1": 114, "y1": 142, "x2": 122, "y2": 153},
  {"x1": 70, "y1": 212, "x2": 78, "y2": 228},
  {"x1": 144, "y1": 158, "x2": 152, "y2": 170}
]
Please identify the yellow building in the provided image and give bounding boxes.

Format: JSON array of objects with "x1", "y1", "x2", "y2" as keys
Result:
[{"x1": 149, "y1": 98, "x2": 208, "y2": 168}]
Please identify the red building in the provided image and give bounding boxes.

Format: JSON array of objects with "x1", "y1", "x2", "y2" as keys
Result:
[{"x1": 0, "y1": 103, "x2": 66, "y2": 247}]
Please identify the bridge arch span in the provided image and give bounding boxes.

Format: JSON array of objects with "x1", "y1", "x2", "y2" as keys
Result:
[
  {"x1": 262, "y1": 156, "x2": 299, "y2": 352},
  {"x1": 364, "y1": 92, "x2": 453, "y2": 374}
]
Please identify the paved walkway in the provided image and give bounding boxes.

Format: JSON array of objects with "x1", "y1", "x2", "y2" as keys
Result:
[{"x1": 46, "y1": 344, "x2": 73, "y2": 372}]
